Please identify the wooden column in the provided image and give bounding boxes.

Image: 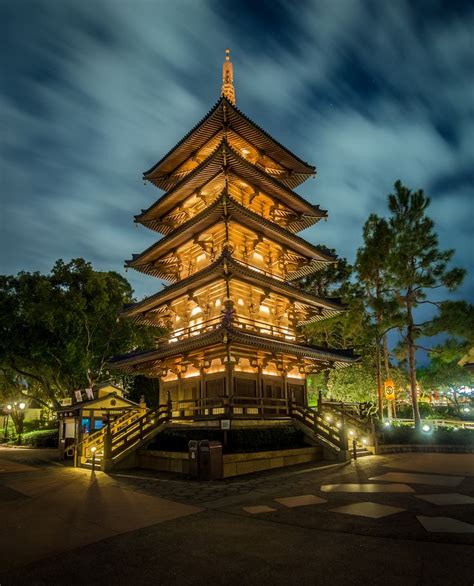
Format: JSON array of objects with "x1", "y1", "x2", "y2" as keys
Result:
[
  {"x1": 199, "y1": 367, "x2": 206, "y2": 401},
  {"x1": 225, "y1": 361, "x2": 234, "y2": 397},
  {"x1": 176, "y1": 373, "x2": 182, "y2": 411},
  {"x1": 257, "y1": 365, "x2": 263, "y2": 415}
]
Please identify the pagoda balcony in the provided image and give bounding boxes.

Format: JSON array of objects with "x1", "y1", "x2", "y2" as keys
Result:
[
  {"x1": 156, "y1": 314, "x2": 304, "y2": 346},
  {"x1": 169, "y1": 395, "x2": 292, "y2": 419}
]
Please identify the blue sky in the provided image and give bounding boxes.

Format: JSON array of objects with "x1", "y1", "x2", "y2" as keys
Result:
[{"x1": 1, "y1": 0, "x2": 473, "y2": 310}]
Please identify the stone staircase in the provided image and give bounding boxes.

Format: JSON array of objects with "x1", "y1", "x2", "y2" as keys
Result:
[{"x1": 352, "y1": 444, "x2": 373, "y2": 458}]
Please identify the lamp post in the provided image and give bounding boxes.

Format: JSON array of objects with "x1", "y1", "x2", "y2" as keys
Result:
[
  {"x1": 6, "y1": 402, "x2": 26, "y2": 445},
  {"x1": 90, "y1": 445, "x2": 97, "y2": 474}
]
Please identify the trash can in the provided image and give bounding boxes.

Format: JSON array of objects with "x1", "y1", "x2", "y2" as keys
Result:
[
  {"x1": 199, "y1": 440, "x2": 223, "y2": 480},
  {"x1": 188, "y1": 440, "x2": 200, "y2": 479}
]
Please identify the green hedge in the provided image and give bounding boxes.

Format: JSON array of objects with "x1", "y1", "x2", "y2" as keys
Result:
[
  {"x1": 19, "y1": 429, "x2": 59, "y2": 448},
  {"x1": 379, "y1": 424, "x2": 474, "y2": 446},
  {"x1": 147, "y1": 427, "x2": 308, "y2": 453}
]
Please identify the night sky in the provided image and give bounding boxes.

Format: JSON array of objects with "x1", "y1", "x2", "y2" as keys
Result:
[{"x1": 2, "y1": 0, "x2": 473, "y2": 307}]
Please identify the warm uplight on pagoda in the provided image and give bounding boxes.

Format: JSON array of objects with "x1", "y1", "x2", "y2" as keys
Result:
[{"x1": 111, "y1": 50, "x2": 356, "y2": 414}]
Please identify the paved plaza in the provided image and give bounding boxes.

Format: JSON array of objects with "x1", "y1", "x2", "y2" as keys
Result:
[{"x1": 0, "y1": 448, "x2": 473, "y2": 585}]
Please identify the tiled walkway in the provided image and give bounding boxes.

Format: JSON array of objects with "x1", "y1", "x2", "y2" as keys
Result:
[
  {"x1": 240, "y1": 468, "x2": 474, "y2": 534},
  {"x1": 1, "y1": 449, "x2": 474, "y2": 585},
  {"x1": 0, "y1": 452, "x2": 202, "y2": 572},
  {"x1": 99, "y1": 453, "x2": 474, "y2": 539}
]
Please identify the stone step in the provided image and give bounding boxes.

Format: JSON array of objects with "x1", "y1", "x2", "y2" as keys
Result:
[
  {"x1": 81, "y1": 457, "x2": 103, "y2": 469},
  {"x1": 353, "y1": 449, "x2": 372, "y2": 458}
]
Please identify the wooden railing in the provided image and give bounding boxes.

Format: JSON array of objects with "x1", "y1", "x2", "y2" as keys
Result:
[
  {"x1": 232, "y1": 258, "x2": 286, "y2": 282},
  {"x1": 389, "y1": 418, "x2": 474, "y2": 430},
  {"x1": 73, "y1": 398, "x2": 370, "y2": 469},
  {"x1": 171, "y1": 396, "x2": 291, "y2": 418},
  {"x1": 74, "y1": 408, "x2": 142, "y2": 465},
  {"x1": 155, "y1": 313, "x2": 305, "y2": 345},
  {"x1": 109, "y1": 405, "x2": 170, "y2": 459},
  {"x1": 319, "y1": 402, "x2": 377, "y2": 451},
  {"x1": 232, "y1": 395, "x2": 290, "y2": 416},
  {"x1": 156, "y1": 316, "x2": 222, "y2": 344},
  {"x1": 292, "y1": 404, "x2": 348, "y2": 452},
  {"x1": 233, "y1": 315, "x2": 298, "y2": 341}
]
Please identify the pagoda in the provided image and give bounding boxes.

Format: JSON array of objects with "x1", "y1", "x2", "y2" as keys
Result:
[{"x1": 110, "y1": 50, "x2": 357, "y2": 422}]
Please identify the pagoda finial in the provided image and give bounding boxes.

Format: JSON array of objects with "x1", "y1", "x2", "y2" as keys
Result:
[{"x1": 221, "y1": 48, "x2": 236, "y2": 105}]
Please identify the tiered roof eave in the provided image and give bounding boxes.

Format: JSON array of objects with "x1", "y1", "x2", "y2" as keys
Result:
[
  {"x1": 143, "y1": 97, "x2": 315, "y2": 191},
  {"x1": 121, "y1": 250, "x2": 346, "y2": 326},
  {"x1": 108, "y1": 323, "x2": 358, "y2": 374},
  {"x1": 136, "y1": 140, "x2": 326, "y2": 233},
  {"x1": 125, "y1": 193, "x2": 336, "y2": 281}
]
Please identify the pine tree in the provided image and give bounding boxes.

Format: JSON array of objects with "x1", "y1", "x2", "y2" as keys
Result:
[
  {"x1": 355, "y1": 214, "x2": 401, "y2": 418},
  {"x1": 387, "y1": 181, "x2": 465, "y2": 430}
]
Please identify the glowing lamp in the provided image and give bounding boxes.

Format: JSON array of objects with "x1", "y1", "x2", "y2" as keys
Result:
[
  {"x1": 421, "y1": 424, "x2": 431, "y2": 433},
  {"x1": 18, "y1": 402, "x2": 26, "y2": 410}
]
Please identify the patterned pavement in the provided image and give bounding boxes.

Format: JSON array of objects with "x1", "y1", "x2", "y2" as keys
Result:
[
  {"x1": 1, "y1": 448, "x2": 474, "y2": 585},
  {"x1": 108, "y1": 453, "x2": 474, "y2": 541}
]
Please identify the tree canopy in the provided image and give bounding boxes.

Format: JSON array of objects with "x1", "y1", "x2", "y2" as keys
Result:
[
  {"x1": 303, "y1": 182, "x2": 469, "y2": 418},
  {"x1": 0, "y1": 259, "x2": 154, "y2": 407}
]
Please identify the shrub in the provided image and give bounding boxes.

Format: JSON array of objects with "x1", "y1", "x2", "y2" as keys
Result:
[
  {"x1": 379, "y1": 423, "x2": 474, "y2": 446},
  {"x1": 23, "y1": 420, "x2": 44, "y2": 433},
  {"x1": 19, "y1": 429, "x2": 59, "y2": 448}
]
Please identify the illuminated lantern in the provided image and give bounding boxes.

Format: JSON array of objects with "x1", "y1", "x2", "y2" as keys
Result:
[{"x1": 384, "y1": 379, "x2": 396, "y2": 401}]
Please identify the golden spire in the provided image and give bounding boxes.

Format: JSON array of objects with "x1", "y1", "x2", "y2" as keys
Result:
[{"x1": 221, "y1": 48, "x2": 236, "y2": 105}]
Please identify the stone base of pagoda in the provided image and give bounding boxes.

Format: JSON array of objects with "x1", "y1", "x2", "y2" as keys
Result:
[{"x1": 136, "y1": 445, "x2": 323, "y2": 478}]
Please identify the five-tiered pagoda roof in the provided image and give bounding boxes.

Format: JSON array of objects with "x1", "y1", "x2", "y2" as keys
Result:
[{"x1": 110, "y1": 49, "x2": 357, "y2": 397}]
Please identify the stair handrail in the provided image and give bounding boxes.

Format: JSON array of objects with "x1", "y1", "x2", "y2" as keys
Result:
[
  {"x1": 74, "y1": 407, "x2": 142, "y2": 465},
  {"x1": 109, "y1": 404, "x2": 171, "y2": 459},
  {"x1": 319, "y1": 403, "x2": 376, "y2": 451},
  {"x1": 292, "y1": 404, "x2": 347, "y2": 452},
  {"x1": 110, "y1": 404, "x2": 169, "y2": 446}
]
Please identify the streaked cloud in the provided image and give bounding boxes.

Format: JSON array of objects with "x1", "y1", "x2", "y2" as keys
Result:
[{"x1": 1, "y1": 0, "x2": 472, "y2": 310}]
